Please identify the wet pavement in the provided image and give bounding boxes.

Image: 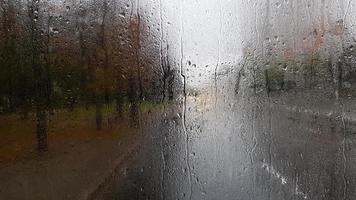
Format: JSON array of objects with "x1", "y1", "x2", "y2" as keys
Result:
[{"x1": 92, "y1": 71, "x2": 356, "y2": 200}]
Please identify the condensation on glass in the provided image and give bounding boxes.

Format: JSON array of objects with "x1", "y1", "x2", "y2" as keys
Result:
[{"x1": 0, "y1": 0, "x2": 356, "y2": 200}]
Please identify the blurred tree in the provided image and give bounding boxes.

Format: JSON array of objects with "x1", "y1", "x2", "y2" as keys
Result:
[
  {"x1": 0, "y1": 0, "x2": 171, "y2": 151},
  {"x1": 27, "y1": 0, "x2": 50, "y2": 151},
  {"x1": 0, "y1": 0, "x2": 18, "y2": 113}
]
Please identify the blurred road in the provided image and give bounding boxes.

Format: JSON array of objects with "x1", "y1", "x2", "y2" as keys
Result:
[{"x1": 94, "y1": 72, "x2": 356, "y2": 200}]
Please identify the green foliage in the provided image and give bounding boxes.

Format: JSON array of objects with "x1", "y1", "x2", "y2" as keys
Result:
[
  {"x1": 265, "y1": 64, "x2": 285, "y2": 92},
  {"x1": 302, "y1": 54, "x2": 323, "y2": 76}
]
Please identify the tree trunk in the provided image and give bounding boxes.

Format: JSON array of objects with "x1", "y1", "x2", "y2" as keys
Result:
[
  {"x1": 128, "y1": 76, "x2": 139, "y2": 127},
  {"x1": 116, "y1": 94, "x2": 124, "y2": 119},
  {"x1": 36, "y1": 108, "x2": 48, "y2": 152},
  {"x1": 130, "y1": 101, "x2": 139, "y2": 128},
  {"x1": 95, "y1": 101, "x2": 103, "y2": 131},
  {"x1": 168, "y1": 75, "x2": 174, "y2": 101}
]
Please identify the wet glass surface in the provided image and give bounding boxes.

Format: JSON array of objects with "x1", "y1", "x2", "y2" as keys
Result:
[{"x1": 1, "y1": 0, "x2": 356, "y2": 200}]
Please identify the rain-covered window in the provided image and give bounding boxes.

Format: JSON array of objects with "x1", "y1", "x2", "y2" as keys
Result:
[{"x1": 1, "y1": 0, "x2": 356, "y2": 199}]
